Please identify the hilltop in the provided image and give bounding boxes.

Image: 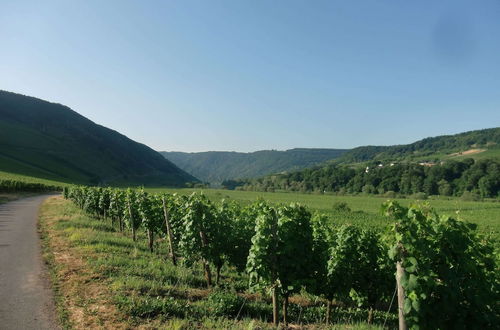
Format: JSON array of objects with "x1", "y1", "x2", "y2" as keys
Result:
[
  {"x1": 336, "y1": 127, "x2": 500, "y2": 163},
  {"x1": 0, "y1": 90, "x2": 196, "y2": 186}
]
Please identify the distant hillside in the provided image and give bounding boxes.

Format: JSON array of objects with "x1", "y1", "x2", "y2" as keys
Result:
[
  {"x1": 161, "y1": 148, "x2": 348, "y2": 184},
  {"x1": 0, "y1": 90, "x2": 197, "y2": 186},
  {"x1": 233, "y1": 128, "x2": 500, "y2": 196},
  {"x1": 337, "y1": 128, "x2": 500, "y2": 163}
]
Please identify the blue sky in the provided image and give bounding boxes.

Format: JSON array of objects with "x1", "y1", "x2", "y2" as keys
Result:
[{"x1": 1, "y1": 0, "x2": 499, "y2": 152}]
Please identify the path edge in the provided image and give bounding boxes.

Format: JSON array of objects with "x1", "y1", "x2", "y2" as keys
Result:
[{"x1": 38, "y1": 195, "x2": 72, "y2": 330}]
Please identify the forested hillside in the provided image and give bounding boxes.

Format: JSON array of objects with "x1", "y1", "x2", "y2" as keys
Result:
[
  {"x1": 161, "y1": 148, "x2": 348, "y2": 184},
  {"x1": 337, "y1": 127, "x2": 500, "y2": 163},
  {"x1": 229, "y1": 128, "x2": 500, "y2": 197},
  {"x1": 163, "y1": 128, "x2": 499, "y2": 187},
  {"x1": 0, "y1": 90, "x2": 197, "y2": 186}
]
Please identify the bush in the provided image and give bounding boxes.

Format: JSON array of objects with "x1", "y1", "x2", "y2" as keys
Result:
[
  {"x1": 332, "y1": 201, "x2": 351, "y2": 212},
  {"x1": 383, "y1": 191, "x2": 397, "y2": 198},
  {"x1": 362, "y1": 184, "x2": 376, "y2": 194},
  {"x1": 411, "y1": 192, "x2": 428, "y2": 200},
  {"x1": 461, "y1": 191, "x2": 481, "y2": 202}
]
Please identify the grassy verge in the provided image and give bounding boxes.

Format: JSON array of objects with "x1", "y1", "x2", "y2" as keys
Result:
[
  {"x1": 0, "y1": 170, "x2": 70, "y2": 187},
  {"x1": 39, "y1": 196, "x2": 396, "y2": 329},
  {"x1": 39, "y1": 213, "x2": 72, "y2": 329},
  {"x1": 39, "y1": 196, "x2": 129, "y2": 329}
]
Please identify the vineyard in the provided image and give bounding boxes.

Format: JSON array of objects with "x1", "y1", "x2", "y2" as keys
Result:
[
  {"x1": 0, "y1": 179, "x2": 62, "y2": 193},
  {"x1": 59, "y1": 185, "x2": 499, "y2": 328}
]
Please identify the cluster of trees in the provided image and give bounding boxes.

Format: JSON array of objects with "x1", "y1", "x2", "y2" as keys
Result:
[
  {"x1": 0, "y1": 179, "x2": 61, "y2": 193},
  {"x1": 64, "y1": 186, "x2": 498, "y2": 328},
  {"x1": 232, "y1": 159, "x2": 500, "y2": 198}
]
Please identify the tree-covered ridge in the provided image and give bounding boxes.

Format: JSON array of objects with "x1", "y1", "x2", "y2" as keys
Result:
[
  {"x1": 161, "y1": 148, "x2": 348, "y2": 184},
  {"x1": 233, "y1": 158, "x2": 500, "y2": 198},
  {"x1": 0, "y1": 90, "x2": 197, "y2": 186},
  {"x1": 163, "y1": 128, "x2": 499, "y2": 186},
  {"x1": 338, "y1": 127, "x2": 500, "y2": 163}
]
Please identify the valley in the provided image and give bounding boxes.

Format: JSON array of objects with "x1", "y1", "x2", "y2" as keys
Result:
[{"x1": 0, "y1": 91, "x2": 498, "y2": 329}]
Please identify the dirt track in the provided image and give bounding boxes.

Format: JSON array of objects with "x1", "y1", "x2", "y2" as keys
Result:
[{"x1": 0, "y1": 195, "x2": 59, "y2": 330}]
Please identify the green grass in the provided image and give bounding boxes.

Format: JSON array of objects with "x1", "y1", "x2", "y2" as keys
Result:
[
  {"x1": 40, "y1": 185, "x2": 498, "y2": 328},
  {"x1": 146, "y1": 188, "x2": 500, "y2": 241},
  {"x1": 443, "y1": 147, "x2": 500, "y2": 161},
  {"x1": 0, "y1": 170, "x2": 70, "y2": 187},
  {"x1": 391, "y1": 147, "x2": 500, "y2": 163},
  {"x1": 3, "y1": 165, "x2": 497, "y2": 239},
  {"x1": 38, "y1": 214, "x2": 72, "y2": 329},
  {"x1": 43, "y1": 198, "x2": 397, "y2": 328}
]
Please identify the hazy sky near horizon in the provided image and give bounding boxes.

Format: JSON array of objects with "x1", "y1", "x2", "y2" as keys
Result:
[{"x1": 1, "y1": 0, "x2": 499, "y2": 152}]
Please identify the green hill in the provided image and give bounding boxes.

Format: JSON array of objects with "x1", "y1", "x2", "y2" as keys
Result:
[
  {"x1": 162, "y1": 128, "x2": 499, "y2": 186},
  {"x1": 234, "y1": 128, "x2": 500, "y2": 196},
  {"x1": 337, "y1": 127, "x2": 500, "y2": 163},
  {"x1": 0, "y1": 90, "x2": 197, "y2": 186},
  {"x1": 161, "y1": 148, "x2": 348, "y2": 184}
]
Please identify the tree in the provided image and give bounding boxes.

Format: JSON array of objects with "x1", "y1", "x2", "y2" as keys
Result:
[{"x1": 437, "y1": 179, "x2": 452, "y2": 196}]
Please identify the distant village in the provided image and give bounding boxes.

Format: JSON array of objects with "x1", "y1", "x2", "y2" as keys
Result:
[{"x1": 364, "y1": 160, "x2": 441, "y2": 173}]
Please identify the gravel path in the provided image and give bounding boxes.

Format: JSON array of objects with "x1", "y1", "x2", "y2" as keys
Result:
[{"x1": 0, "y1": 195, "x2": 59, "y2": 330}]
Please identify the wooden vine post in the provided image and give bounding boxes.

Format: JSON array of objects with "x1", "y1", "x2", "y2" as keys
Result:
[
  {"x1": 272, "y1": 285, "x2": 279, "y2": 326},
  {"x1": 147, "y1": 229, "x2": 154, "y2": 252},
  {"x1": 199, "y1": 230, "x2": 212, "y2": 287},
  {"x1": 395, "y1": 219, "x2": 408, "y2": 330},
  {"x1": 396, "y1": 260, "x2": 407, "y2": 330},
  {"x1": 271, "y1": 214, "x2": 279, "y2": 326},
  {"x1": 325, "y1": 299, "x2": 332, "y2": 324},
  {"x1": 128, "y1": 200, "x2": 136, "y2": 242},
  {"x1": 119, "y1": 214, "x2": 124, "y2": 232},
  {"x1": 283, "y1": 293, "x2": 289, "y2": 326},
  {"x1": 162, "y1": 197, "x2": 177, "y2": 266}
]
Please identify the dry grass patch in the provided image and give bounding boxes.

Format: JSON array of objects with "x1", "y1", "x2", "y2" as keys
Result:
[{"x1": 39, "y1": 196, "x2": 130, "y2": 329}]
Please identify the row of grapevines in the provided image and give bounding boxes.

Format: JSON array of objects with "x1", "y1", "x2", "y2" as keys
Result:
[
  {"x1": 64, "y1": 186, "x2": 255, "y2": 288},
  {"x1": 62, "y1": 186, "x2": 498, "y2": 328},
  {"x1": 383, "y1": 201, "x2": 499, "y2": 329},
  {"x1": 0, "y1": 179, "x2": 61, "y2": 193}
]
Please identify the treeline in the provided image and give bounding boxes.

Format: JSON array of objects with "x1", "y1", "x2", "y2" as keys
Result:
[
  {"x1": 63, "y1": 186, "x2": 499, "y2": 328},
  {"x1": 0, "y1": 179, "x2": 62, "y2": 193},
  {"x1": 229, "y1": 158, "x2": 500, "y2": 198}
]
